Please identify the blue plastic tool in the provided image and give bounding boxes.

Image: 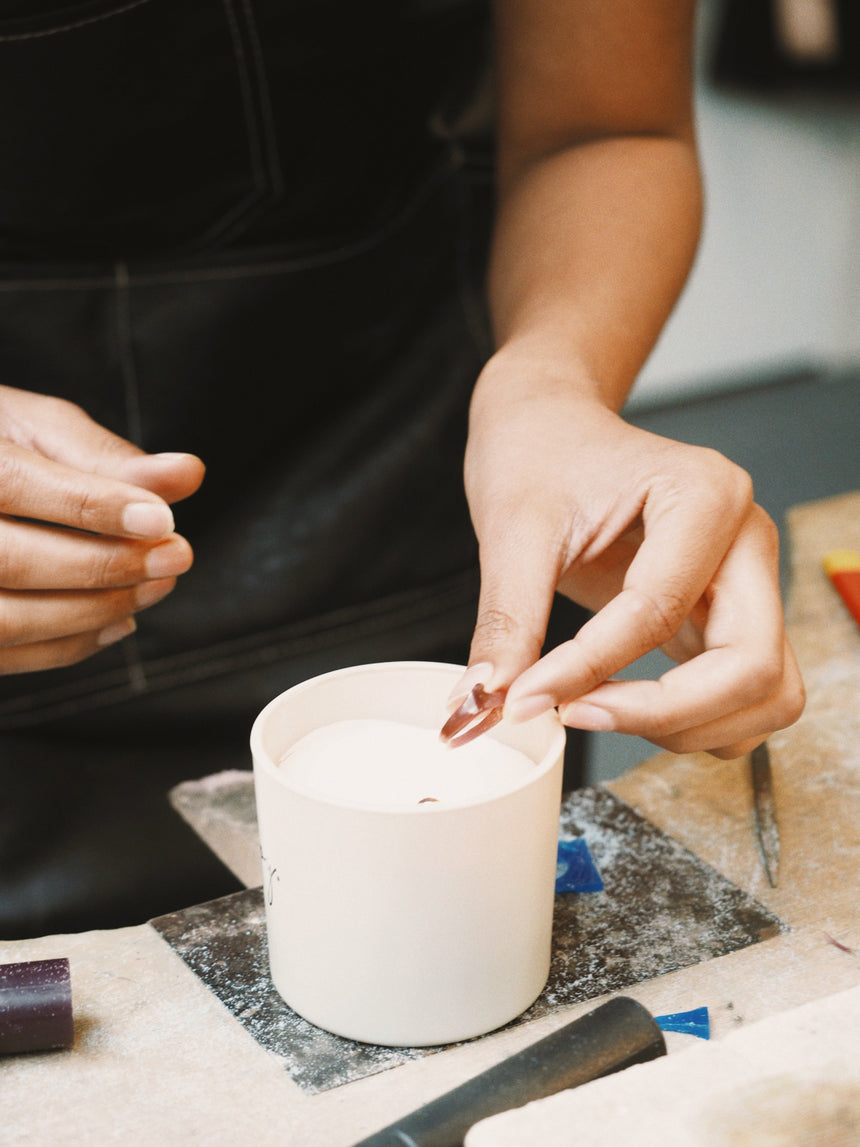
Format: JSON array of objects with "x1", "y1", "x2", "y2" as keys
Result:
[
  {"x1": 555, "y1": 837, "x2": 604, "y2": 893},
  {"x1": 654, "y1": 1006, "x2": 710, "y2": 1039}
]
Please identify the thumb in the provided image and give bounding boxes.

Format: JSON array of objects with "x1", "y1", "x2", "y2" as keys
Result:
[
  {"x1": 450, "y1": 526, "x2": 559, "y2": 707},
  {"x1": 32, "y1": 400, "x2": 204, "y2": 504},
  {"x1": 110, "y1": 452, "x2": 206, "y2": 505}
]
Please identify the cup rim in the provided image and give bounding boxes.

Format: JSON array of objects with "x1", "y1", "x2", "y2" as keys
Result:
[{"x1": 250, "y1": 660, "x2": 566, "y2": 815}]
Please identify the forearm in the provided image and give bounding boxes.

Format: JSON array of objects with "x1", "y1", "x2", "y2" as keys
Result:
[
  {"x1": 460, "y1": 3, "x2": 803, "y2": 760},
  {"x1": 484, "y1": 131, "x2": 703, "y2": 412}
]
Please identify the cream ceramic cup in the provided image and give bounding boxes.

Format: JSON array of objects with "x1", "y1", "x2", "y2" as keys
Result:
[{"x1": 250, "y1": 661, "x2": 565, "y2": 1047}]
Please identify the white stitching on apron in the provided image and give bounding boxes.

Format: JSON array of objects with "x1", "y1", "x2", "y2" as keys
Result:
[
  {"x1": 241, "y1": 0, "x2": 283, "y2": 197},
  {"x1": 113, "y1": 259, "x2": 150, "y2": 695},
  {"x1": 114, "y1": 261, "x2": 142, "y2": 445},
  {"x1": 0, "y1": 0, "x2": 153, "y2": 42},
  {"x1": 0, "y1": 157, "x2": 460, "y2": 291},
  {"x1": 188, "y1": 0, "x2": 271, "y2": 247},
  {"x1": 0, "y1": 569, "x2": 479, "y2": 725}
]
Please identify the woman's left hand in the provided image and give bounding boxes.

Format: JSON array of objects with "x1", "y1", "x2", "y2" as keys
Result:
[{"x1": 457, "y1": 361, "x2": 805, "y2": 759}]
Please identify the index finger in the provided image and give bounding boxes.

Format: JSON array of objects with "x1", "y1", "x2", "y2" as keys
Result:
[
  {"x1": 505, "y1": 479, "x2": 750, "y2": 716},
  {"x1": 0, "y1": 441, "x2": 176, "y2": 540}
]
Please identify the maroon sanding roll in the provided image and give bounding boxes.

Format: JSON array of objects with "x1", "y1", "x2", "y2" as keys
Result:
[{"x1": 0, "y1": 958, "x2": 74, "y2": 1054}]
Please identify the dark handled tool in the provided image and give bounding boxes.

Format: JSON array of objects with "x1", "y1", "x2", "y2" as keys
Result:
[
  {"x1": 751, "y1": 741, "x2": 780, "y2": 887},
  {"x1": 350, "y1": 996, "x2": 666, "y2": 1147}
]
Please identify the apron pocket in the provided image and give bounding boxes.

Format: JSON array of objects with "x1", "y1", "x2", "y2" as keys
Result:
[{"x1": 0, "y1": 0, "x2": 280, "y2": 259}]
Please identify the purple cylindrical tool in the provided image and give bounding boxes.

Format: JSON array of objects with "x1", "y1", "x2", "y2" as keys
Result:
[{"x1": 0, "y1": 958, "x2": 74, "y2": 1054}]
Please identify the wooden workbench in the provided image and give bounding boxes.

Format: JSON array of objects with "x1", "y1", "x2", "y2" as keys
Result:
[{"x1": 1, "y1": 491, "x2": 859, "y2": 1146}]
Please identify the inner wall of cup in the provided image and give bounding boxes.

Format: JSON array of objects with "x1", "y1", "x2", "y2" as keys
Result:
[{"x1": 254, "y1": 661, "x2": 563, "y2": 782}]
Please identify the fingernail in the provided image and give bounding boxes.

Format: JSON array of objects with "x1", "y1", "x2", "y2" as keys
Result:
[
  {"x1": 134, "y1": 577, "x2": 176, "y2": 609},
  {"x1": 144, "y1": 540, "x2": 191, "y2": 579},
  {"x1": 122, "y1": 501, "x2": 175, "y2": 539},
  {"x1": 447, "y1": 662, "x2": 495, "y2": 708},
  {"x1": 97, "y1": 617, "x2": 137, "y2": 647},
  {"x1": 559, "y1": 702, "x2": 615, "y2": 732},
  {"x1": 505, "y1": 693, "x2": 556, "y2": 724}
]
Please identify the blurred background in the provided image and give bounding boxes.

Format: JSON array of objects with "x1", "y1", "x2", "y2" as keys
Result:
[{"x1": 586, "y1": 0, "x2": 860, "y2": 781}]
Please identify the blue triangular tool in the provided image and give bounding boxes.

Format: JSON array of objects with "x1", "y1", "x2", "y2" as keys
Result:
[
  {"x1": 555, "y1": 837, "x2": 604, "y2": 893},
  {"x1": 655, "y1": 1006, "x2": 710, "y2": 1039}
]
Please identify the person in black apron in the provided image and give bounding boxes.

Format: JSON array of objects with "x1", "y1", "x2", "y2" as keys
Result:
[
  {"x1": 0, "y1": 0, "x2": 502, "y2": 937},
  {"x1": 0, "y1": 1, "x2": 803, "y2": 938}
]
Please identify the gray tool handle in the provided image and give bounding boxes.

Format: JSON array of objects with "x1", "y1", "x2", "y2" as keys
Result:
[{"x1": 352, "y1": 995, "x2": 666, "y2": 1147}]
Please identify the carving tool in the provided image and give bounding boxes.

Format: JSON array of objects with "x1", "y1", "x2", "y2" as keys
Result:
[
  {"x1": 439, "y1": 683, "x2": 505, "y2": 748},
  {"x1": 751, "y1": 741, "x2": 780, "y2": 887},
  {"x1": 350, "y1": 996, "x2": 666, "y2": 1147}
]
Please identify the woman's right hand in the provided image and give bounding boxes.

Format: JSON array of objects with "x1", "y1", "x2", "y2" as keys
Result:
[{"x1": 0, "y1": 385, "x2": 204, "y2": 673}]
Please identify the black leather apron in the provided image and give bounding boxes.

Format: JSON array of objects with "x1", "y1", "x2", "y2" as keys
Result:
[
  {"x1": 0, "y1": 0, "x2": 585, "y2": 936},
  {"x1": 0, "y1": 0, "x2": 499, "y2": 936}
]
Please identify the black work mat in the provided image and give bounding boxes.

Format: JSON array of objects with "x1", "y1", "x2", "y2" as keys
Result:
[{"x1": 150, "y1": 786, "x2": 783, "y2": 1094}]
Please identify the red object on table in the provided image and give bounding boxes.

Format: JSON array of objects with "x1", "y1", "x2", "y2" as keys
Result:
[{"x1": 823, "y1": 550, "x2": 860, "y2": 633}]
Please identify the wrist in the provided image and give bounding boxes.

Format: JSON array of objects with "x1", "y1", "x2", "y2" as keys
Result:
[{"x1": 471, "y1": 336, "x2": 613, "y2": 420}]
